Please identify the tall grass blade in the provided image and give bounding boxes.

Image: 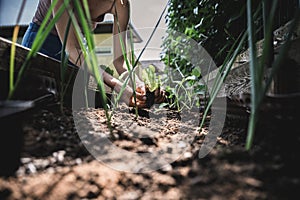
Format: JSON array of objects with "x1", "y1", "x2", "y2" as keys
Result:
[
  {"x1": 129, "y1": 26, "x2": 139, "y2": 117},
  {"x1": 199, "y1": 31, "x2": 247, "y2": 129},
  {"x1": 72, "y1": 0, "x2": 111, "y2": 127},
  {"x1": 245, "y1": 0, "x2": 260, "y2": 150},
  {"x1": 60, "y1": 17, "x2": 72, "y2": 111},
  {"x1": 9, "y1": 25, "x2": 19, "y2": 94},
  {"x1": 113, "y1": 5, "x2": 138, "y2": 115},
  {"x1": 245, "y1": 0, "x2": 298, "y2": 150},
  {"x1": 8, "y1": 0, "x2": 67, "y2": 99},
  {"x1": 199, "y1": 4, "x2": 262, "y2": 129},
  {"x1": 9, "y1": 0, "x2": 27, "y2": 97},
  {"x1": 262, "y1": 0, "x2": 275, "y2": 69}
]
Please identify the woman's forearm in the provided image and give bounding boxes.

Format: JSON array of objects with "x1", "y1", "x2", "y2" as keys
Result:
[
  {"x1": 102, "y1": 70, "x2": 119, "y2": 89},
  {"x1": 112, "y1": 0, "x2": 130, "y2": 76}
]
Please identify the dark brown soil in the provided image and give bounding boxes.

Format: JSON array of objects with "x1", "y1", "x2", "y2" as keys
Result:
[{"x1": 0, "y1": 102, "x2": 299, "y2": 200}]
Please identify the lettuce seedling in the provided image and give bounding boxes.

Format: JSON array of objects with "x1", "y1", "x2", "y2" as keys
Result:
[
  {"x1": 142, "y1": 64, "x2": 160, "y2": 107},
  {"x1": 142, "y1": 64, "x2": 160, "y2": 92}
]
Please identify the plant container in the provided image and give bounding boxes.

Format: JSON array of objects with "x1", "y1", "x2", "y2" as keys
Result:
[{"x1": 0, "y1": 100, "x2": 34, "y2": 177}]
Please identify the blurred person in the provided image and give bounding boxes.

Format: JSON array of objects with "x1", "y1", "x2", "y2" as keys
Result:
[{"x1": 22, "y1": 0, "x2": 165, "y2": 107}]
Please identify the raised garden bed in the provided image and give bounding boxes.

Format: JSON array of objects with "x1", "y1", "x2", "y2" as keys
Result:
[{"x1": 0, "y1": 36, "x2": 112, "y2": 108}]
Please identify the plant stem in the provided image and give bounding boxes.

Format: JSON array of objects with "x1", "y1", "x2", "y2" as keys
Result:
[
  {"x1": 129, "y1": 27, "x2": 139, "y2": 119},
  {"x1": 245, "y1": 0, "x2": 259, "y2": 150},
  {"x1": 8, "y1": 0, "x2": 27, "y2": 99},
  {"x1": 60, "y1": 17, "x2": 72, "y2": 112},
  {"x1": 66, "y1": 0, "x2": 112, "y2": 135},
  {"x1": 9, "y1": 25, "x2": 19, "y2": 95}
]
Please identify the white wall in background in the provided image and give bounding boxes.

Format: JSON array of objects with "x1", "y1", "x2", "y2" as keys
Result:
[{"x1": 130, "y1": 0, "x2": 168, "y2": 61}]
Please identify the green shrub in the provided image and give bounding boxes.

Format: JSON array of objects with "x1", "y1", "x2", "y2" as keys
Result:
[{"x1": 161, "y1": 0, "x2": 298, "y2": 75}]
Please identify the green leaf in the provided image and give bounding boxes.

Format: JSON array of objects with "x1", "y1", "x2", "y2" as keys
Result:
[
  {"x1": 100, "y1": 65, "x2": 114, "y2": 76},
  {"x1": 191, "y1": 68, "x2": 201, "y2": 78}
]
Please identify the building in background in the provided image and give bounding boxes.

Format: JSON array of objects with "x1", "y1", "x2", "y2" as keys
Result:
[
  {"x1": 0, "y1": 0, "x2": 143, "y2": 78},
  {"x1": 0, "y1": 0, "x2": 167, "y2": 79},
  {"x1": 93, "y1": 17, "x2": 143, "y2": 78}
]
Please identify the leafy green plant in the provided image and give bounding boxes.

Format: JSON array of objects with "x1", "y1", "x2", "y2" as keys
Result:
[
  {"x1": 141, "y1": 64, "x2": 162, "y2": 108},
  {"x1": 161, "y1": 0, "x2": 250, "y2": 74},
  {"x1": 100, "y1": 64, "x2": 114, "y2": 77},
  {"x1": 160, "y1": 59, "x2": 205, "y2": 112},
  {"x1": 162, "y1": 0, "x2": 298, "y2": 74},
  {"x1": 142, "y1": 65, "x2": 160, "y2": 92}
]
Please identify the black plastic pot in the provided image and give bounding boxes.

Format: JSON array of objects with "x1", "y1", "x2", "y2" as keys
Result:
[{"x1": 0, "y1": 100, "x2": 34, "y2": 177}]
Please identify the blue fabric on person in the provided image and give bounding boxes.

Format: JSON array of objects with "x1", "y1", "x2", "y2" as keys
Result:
[{"x1": 22, "y1": 22, "x2": 72, "y2": 64}]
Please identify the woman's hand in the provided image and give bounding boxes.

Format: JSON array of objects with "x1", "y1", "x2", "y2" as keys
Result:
[
  {"x1": 113, "y1": 79, "x2": 147, "y2": 108},
  {"x1": 154, "y1": 87, "x2": 166, "y2": 104}
]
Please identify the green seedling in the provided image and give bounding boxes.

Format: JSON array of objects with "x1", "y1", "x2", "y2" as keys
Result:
[
  {"x1": 162, "y1": 67, "x2": 204, "y2": 112},
  {"x1": 100, "y1": 64, "x2": 114, "y2": 76},
  {"x1": 142, "y1": 64, "x2": 160, "y2": 92},
  {"x1": 142, "y1": 64, "x2": 161, "y2": 108}
]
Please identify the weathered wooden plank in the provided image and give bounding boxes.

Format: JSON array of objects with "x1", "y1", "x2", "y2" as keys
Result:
[
  {"x1": 0, "y1": 37, "x2": 80, "y2": 101},
  {"x1": 204, "y1": 37, "x2": 300, "y2": 99},
  {"x1": 0, "y1": 37, "x2": 65, "y2": 79}
]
